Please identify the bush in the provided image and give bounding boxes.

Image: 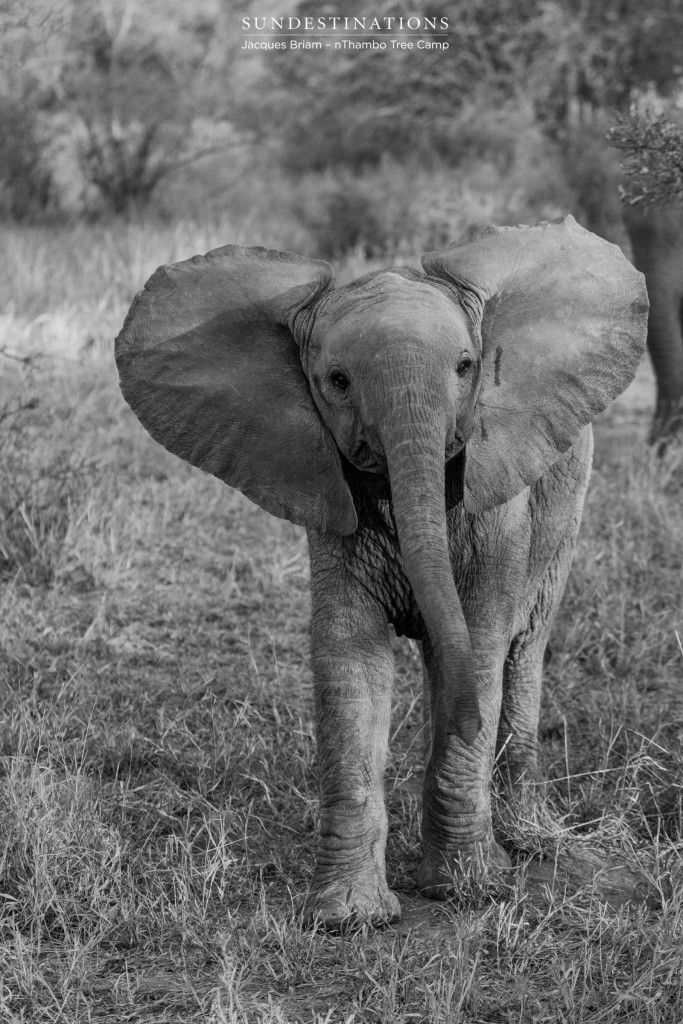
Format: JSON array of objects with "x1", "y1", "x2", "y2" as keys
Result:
[
  {"x1": 608, "y1": 110, "x2": 683, "y2": 209},
  {"x1": 295, "y1": 177, "x2": 407, "y2": 260},
  {"x1": 291, "y1": 132, "x2": 578, "y2": 263},
  {"x1": 0, "y1": 98, "x2": 54, "y2": 221}
]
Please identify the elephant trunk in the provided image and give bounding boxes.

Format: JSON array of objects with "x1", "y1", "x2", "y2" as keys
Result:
[{"x1": 381, "y1": 413, "x2": 480, "y2": 747}]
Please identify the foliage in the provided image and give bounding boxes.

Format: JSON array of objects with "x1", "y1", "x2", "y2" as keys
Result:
[
  {"x1": 65, "y1": 0, "x2": 227, "y2": 212},
  {"x1": 0, "y1": 96, "x2": 54, "y2": 220},
  {"x1": 244, "y1": 0, "x2": 683, "y2": 174},
  {"x1": 291, "y1": 138, "x2": 575, "y2": 260},
  {"x1": 3, "y1": 0, "x2": 683, "y2": 216},
  {"x1": 0, "y1": 0, "x2": 230, "y2": 214},
  {"x1": 239, "y1": 0, "x2": 500, "y2": 171},
  {"x1": 524, "y1": 0, "x2": 683, "y2": 128},
  {"x1": 76, "y1": 121, "x2": 231, "y2": 215},
  {"x1": 608, "y1": 110, "x2": 683, "y2": 209}
]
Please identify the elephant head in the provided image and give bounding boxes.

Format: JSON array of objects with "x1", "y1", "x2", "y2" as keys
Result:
[{"x1": 115, "y1": 216, "x2": 647, "y2": 746}]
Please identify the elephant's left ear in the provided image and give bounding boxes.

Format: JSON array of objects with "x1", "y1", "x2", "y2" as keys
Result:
[{"x1": 423, "y1": 216, "x2": 649, "y2": 513}]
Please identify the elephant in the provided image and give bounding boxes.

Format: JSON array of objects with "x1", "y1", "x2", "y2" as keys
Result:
[
  {"x1": 115, "y1": 215, "x2": 647, "y2": 927},
  {"x1": 624, "y1": 204, "x2": 683, "y2": 444}
]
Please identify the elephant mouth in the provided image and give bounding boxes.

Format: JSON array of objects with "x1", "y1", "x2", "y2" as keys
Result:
[
  {"x1": 346, "y1": 440, "x2": 387, "y2": 474},
  {"x1": 345, "y1": 431, "x2": 467, "y2": 475},
  {"x1": 445, "y1": 428, "x2": 467, "y2": 463}
]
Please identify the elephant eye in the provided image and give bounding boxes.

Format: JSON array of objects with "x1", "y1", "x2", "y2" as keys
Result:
[
  {"x1": 330, "y1": 371, "x2": 350, "y2": 392},
  {"x1": 457, "y1": 355, "x2": 474, "y2": 377}
]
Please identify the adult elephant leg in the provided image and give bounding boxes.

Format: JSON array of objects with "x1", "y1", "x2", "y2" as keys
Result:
[
  {"x1": 642, "y1": 275, "x2": 683, "y2": 444},
  {"x1": 303, "y1": 530, "x2": 400, "y2": 928},
  {"x1": 626, "y1": 206, "x2": 683, "y2": 445},
  {"x1": 418, "y1": 628, "x2": 512, "y2": 898}
]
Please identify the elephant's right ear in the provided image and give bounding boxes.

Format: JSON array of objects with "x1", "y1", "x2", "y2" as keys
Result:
[{"x1": 115, "y1": 244, "x2": 357, "y2": 535}]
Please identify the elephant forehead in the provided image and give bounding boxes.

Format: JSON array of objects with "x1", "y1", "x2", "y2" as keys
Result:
[{"x1": 312, "y1": 272, "x2": 469, "y2": 350}]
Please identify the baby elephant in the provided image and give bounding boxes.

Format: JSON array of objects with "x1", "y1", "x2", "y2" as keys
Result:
[{"x1": 116, "y1": 216, "x2": 647, "y2": 926}]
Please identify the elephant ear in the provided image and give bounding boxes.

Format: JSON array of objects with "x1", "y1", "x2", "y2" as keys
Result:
[
  {"x1": 115, "y1": 244, "x2": 357, "y2": 534},
  {"x1": 423, "y1": 216, "x2": 648, "y2": 513}
]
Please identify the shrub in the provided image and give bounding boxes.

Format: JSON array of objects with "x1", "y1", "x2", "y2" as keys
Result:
[
  {"x1": 0, "y1": 98, "x2": 54, "y2": 221},
  {"x1": 297, "y1": 179, "x2": 401, "y2": 259},
  {"x1": 608, "y1": 109, "x2": 683, "y2": 209}
]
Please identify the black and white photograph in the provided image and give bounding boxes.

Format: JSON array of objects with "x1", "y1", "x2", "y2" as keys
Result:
[{"x1": 1, "y1": 1, "x2": 683, "y2": 1020}]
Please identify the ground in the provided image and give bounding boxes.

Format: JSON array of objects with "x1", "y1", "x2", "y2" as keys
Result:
[{"x1": 1, "y1": 224, "x2": 682, "y2": 1023}]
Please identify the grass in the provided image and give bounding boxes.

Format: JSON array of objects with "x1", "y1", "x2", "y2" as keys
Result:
[{"x1": 1, "y1": 214, "x2": 682, "y2": 1022}]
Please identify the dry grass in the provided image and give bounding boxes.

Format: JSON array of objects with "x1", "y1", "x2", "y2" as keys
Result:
[{"x1": 1, "y1": 217, "x2": 682, "y2": 1023}]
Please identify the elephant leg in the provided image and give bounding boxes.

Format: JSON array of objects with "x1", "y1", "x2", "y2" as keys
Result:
[
  {"x1": 421, "y1": 645, "x2": 433, "y2": 765},
  {"x1": 625, "y1": 207, "x2": 683, "y2": 446},
  {"x1": 496, "y1": 629, "x2": 548, "y2": 789},
  {"x1": 417, "y1": 631, "x2": 512, "y2": 898},
  {"x1": 303, "y1": 546, "x2": 400, "y2": 927},
  {"x1": 646, "y1": 285, "x2": 683, "y2": 444},
  {"x1": 497, "y1": 531, "x2": 580, "y2": 790}
]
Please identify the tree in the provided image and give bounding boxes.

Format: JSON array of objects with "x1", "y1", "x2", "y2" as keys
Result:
[
  {"x1": 64, "y1": 0, "x2": 229, "y2": 212},
  {"x1": 241, "y1": 0, "x2": 683, "y2": 172},
  {"x1": 0, "y1": 96, "x2": 54, "y2": 220},
  {"x1": 0, "y1": 0, "x2": 233, "y2": 215},
  {"x1": 0, "y1": 1, "x2": 66, "y2": 218}
]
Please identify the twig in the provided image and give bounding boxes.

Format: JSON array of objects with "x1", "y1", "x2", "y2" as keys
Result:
[
  {"x1": 563, "y1": 715, "x2": 571, "y2": 804},
  {"x1": 0, "y1": 347, "x2": 32, "y2": 365}
]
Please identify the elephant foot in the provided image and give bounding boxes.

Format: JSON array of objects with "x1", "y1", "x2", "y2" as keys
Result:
[
  {"x1": 303, "y1": 875, "x2": 401, "y2": 929},
  {"x1": 417, "y1": 837, "x2": 512, "y2": 899}
]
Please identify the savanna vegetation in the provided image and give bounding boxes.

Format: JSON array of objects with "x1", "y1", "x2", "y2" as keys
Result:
[{"x1": 2, "y1": 0, "x2": 683, "y2": 1021}]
